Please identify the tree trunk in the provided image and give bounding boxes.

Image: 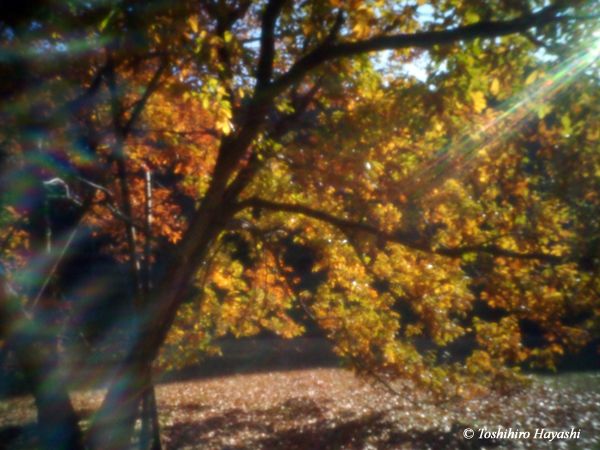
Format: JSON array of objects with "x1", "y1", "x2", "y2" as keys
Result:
[
  {"x1": 86, "y1": 185, "x2": 232, "y2": 450},
  {"x1": 85, "y1": 115, "x2": 262, "y2": 449},
  {"x1": 86, "y1": 356, "x2": 148, "y2": 450},
  {"x1": 140, "y1": 383, "x2": 162, "y2": 450},
  {"x1": 18, "y1": 336, "x2": 84, "y2": 450},
  {"x1": 1, "y1": 289, "x2": 83, "y2": 450},
  {"x1": 85, "y1": 243, "x2": 212, "y2": 449}
]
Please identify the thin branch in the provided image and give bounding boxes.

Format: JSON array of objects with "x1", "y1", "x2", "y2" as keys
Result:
[
  {"x1": 272, "y1": 78, "x2": 323, "y2": 136},
  {"x1": 229, "y1": 0, "x2": 254, "y2": 26},
  {"x1": 106, "y1": 57, "x2": 144, "y2": 308},
  {"x1": 322, "y1": 9, "x2": 345, "y2": 47},
  {"x1": 335, "y1": 293, "x2": 420, "y2": 404},
  {"x1": 206, "y1": 0, "x2": 254, "y2": 30},
  {"x1": 222, "y1": 80, "x2": 323, "y2": 205},
  {"x1": 47, "y1": 63, "x2": 111, "y2": 126},
  {"x1": 122, "y1": 58, "x2": 169, "y2": 138},
  {"x1": 222, "y1": 152, "x2": 262, "y2": 205},
  {"x1": 140, "y1": 168, "x2": 162, "y2": 450},
  {"x1": 77, "y1": 176, "x2": 115, "y2": 200},
  {"x1": 232, "y1": 221, "x2": 340, "y2": 322},
  {"x1": 80, "y1": 179, "x2": 143, "y2": 230},
  {"x1": 555, "y1": 13, "x2": 600, "y2": 21},
  {"x1": 199, "y1": 0, "x2": 219, "y2": 18},
  {"x1": 142, "y1": 169, "x2": 153, "y2": 305},
  {"x1": 27, "y1": 192, "x2": 94, "y2": 310},
  {"x1": 105, "y1": 54, "x2": 167, "y2": 309},
  {"x1": 103, "y1": 204, "x2": 144, "y2": 230},
  {"x1": 28, "y1": 225, "x2": 80, "y2": 310}
]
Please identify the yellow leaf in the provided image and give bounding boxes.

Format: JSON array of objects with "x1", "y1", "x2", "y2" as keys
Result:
[
  {"x1": 525, "y1": 70, "x2": 537, "y2": 86},
  {"x1": 221, "y1": 119, "x2": 231, "y2": 134},
  {"x1": 587, "y1": 129, "x2": 600, "y2": 141},
  {"x1": 188, "y1": 17, "x2": 199, "y2": 34},
  {"x1": 469, "y1": 91, "x2": 486, "y2": 113},
  {"x1": 353, "y1": 21, "x2": 370, "y2": 39},
  {"x1": 490, "y1": 78, "x2": 500, "y2": 96},
  {"x1": 465, "y1": 12, "x2": 480, "y2": 23},
  {"x1": 537, "y1": 103, "x2": 552, "y2": 119}
]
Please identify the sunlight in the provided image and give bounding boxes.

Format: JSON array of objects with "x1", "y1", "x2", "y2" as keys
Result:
[
  {"x1": 591, "y1": 30, "x2": 600, "y2": 57},
  {"x1": 407, "y1": 29, "x2": 600, "y2": 195}
]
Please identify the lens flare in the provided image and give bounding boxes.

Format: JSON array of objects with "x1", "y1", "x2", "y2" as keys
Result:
[{"x1": 406, "y1": 31, "x2": 600, "y2": 196}]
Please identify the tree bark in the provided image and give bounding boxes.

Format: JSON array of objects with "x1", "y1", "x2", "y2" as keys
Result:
[
  {"x1": 1, "y1": 279, "x2": 83, "y2": 450},
  {"x1": 17, "y1": 330, "x2": 84, "y2": 450},
  {"x1": 86, "y1": 144, "x2": 240, "y2": 449}
]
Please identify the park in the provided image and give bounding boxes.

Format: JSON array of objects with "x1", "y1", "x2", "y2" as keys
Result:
[{"x1": 1, "y1": 0, "x2": 600, "y2": 448}]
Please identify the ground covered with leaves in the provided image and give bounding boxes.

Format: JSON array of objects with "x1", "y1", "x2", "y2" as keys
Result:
[{"x1": 0, "y1": 369, "x2": 599, "y2": 449}]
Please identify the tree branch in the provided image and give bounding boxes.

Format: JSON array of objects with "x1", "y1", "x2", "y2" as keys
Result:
[
  {"x1": 199, "y1": 0, "x2": 219, "y2": 18},
  {"x1": 221, "y1": 80, "x2": 322, "y2": 207},
  {"x1": 122, "y1": 57, "x2": 169, "y2": 138},
  {"x1": 265, "y1": 3, "x2": 569, "y2": 100},
  {"x1": 256, "y1": 0, "x2": 287, "y2": 89},
  {"x1": 236, "y1": 198, "x2": 564, "y2": 263},
  {"x1": 106, "y1": 58, "x2": 144, "y2": 310},
  {"x1": 229, "y1": 0, "x2": 253, "y2": 27},
  {"x1": 269, "y1": 77, "x2": 323, "y2": 136},
  {"x1": 323, "y1": 9, "x2": 345, "y2": 47}
]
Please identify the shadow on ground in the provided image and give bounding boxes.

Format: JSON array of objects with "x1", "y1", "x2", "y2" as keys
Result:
[{"x1": 162, "y1": 397, "x2": 511, "y2": 450}]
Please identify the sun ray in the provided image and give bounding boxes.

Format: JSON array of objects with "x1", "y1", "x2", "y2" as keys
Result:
[{"x1": 406, "y1": 32, "x2": 600, "y2": 197}]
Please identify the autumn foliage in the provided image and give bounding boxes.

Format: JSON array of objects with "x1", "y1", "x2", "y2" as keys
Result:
[{"x1": 1, "y1": 0, "x2": 600, "y2": 449}]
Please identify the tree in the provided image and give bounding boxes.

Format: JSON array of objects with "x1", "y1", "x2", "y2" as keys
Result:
[{"x1": 1, "y1": 0, "x2": 600, "y2": 449}]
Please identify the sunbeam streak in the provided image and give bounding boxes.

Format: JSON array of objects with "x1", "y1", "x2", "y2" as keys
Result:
[{"x1": 407, "y1": 34, "x2": 600, "y2": 196}]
